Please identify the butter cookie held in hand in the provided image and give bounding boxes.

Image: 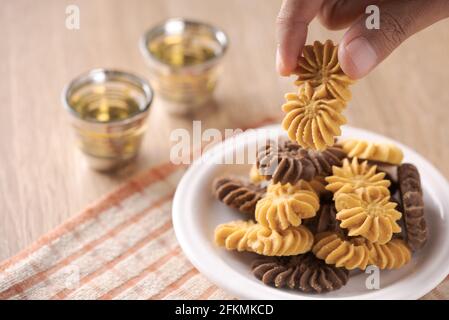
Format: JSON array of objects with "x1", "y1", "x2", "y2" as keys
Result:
[
  {"x1": 295, "y1": 40, "x2": 355, "y2": 102},
  {"x1": 281, "y1": 83, "x2": 347, "y2": 151}
]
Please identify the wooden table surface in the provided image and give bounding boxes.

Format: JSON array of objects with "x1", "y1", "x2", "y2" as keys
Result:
[{"x1": 0, "y1": 0, "x2": 448, "y2": 261}]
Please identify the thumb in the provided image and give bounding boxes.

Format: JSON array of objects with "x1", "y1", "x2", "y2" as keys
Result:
[{"x1": 338, "y1": 0, "x2": 449, "y2": 79}]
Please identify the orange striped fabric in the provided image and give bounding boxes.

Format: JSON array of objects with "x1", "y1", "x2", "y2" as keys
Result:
[
  {"x1": 0, "y1": 161, "x2": 234, "y2": 300},
  {"x1": 0, "y1": 119, "x2": 447, "y2": 299}
]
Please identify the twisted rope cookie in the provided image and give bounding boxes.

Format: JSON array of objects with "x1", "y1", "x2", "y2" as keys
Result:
[
  {"x1": 255, "y1": 183, "x2": 320, "y2": 230},
  {"x1": 366, "y1": 239, "x2": 412, "y2": 269},
  {"x1": 282, "y1": 83, "x2": 347, "y2": 151},
  {"x1": 398, "y1": 163, "x2": 427, "y2": 251},
  {"x1": 340, "y1": 139, "x2": 403, "y2": 165},
  {"x1": 213, "y1": 177, "x2": 266, "y2": 214},
  {"x1": 335, "y1": 191, "x2": 402, "y2": 244},
  {"x1": 325, "y1": 157, "x2": 391, "y2": 197},
  {"x1": 294, "y1": 40, "x2": 355, "y2": 102},
  {"x1": 312, "y1": 232, "x2": 370, "y2": 270},
  {"x1": 247, "y1": 223, "x2": 314, "y2": 256},
  {"x1": 214, "y1": 220, "x2": 314, "y2": 256},
  {"x1": 252, "y1": 253, "x2": 349, "y2": 293},
  {"x1": 215, "y1": 220, "x2": 253, "y2": 252},
  {"x1": 312, "y1": 232, "x2": 411, "y2": 270},
  {"x1": 256, "y1": 140, "x2": 316, "y2": 184}
]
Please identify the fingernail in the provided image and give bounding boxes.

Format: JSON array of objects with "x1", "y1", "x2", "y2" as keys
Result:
[
  {"x1": 344, "y1": 37, "x2": 378, "y2": 77},
  {"x1": 276, "y1": 45, "x2": 284, "y2": 74}
]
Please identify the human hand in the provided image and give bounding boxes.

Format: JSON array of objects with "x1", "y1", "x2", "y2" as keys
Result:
[{"x1": 276, "y1": 0, "x2": 449, "y2": 79}]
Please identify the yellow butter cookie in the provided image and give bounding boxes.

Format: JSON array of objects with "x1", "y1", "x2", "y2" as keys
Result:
[
  {"x1": 247, "y1": 223, "x2": 314, "y2": 256},
  {"x1": 312, "y1": 232, "x2": 370, "y2": 270},
  {"x1": 215, "y1": 220, "x2": 313, "y2": 256},
  {"x1": 325, "y1": 157, "x2": 391, "y2": 197},
  {"x1": 214, "y1": 220, "x2": 254, "y2": 252},
  {"x1": 295, "y1": 40, "x2": 354, "y2": 102},
  {"x1": 282, "y1": 83, "x2": 347, "y2": 151},
  {"x1": 340, "y1": 139, "x2": 403, "y2": 165},
  {"x1": 255, "y1": 183, "x2": 319, "y2": 230},
  {"x1": 335, "y1": 191, "x2": 402, "y2": 244},
  {"x1": 366, "y1": 239, "x2": 412, "y2": 269}
]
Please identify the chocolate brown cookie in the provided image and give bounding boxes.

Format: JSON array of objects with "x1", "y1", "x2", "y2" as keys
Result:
[
  {"x1": 256, "y1": 140, "x2": 316, "y2": 184},
  {"x1": 252, "y1": 253, "x2": 349, "y2": 293},
  {"x1": 306, "y1": 146, "x2": 346, "y2": 177},
  {"x1": 213, "y1": 177, "x2": 266, "y2": 215},
  {"x1": 398, "y1": 163, "x2": 427, "y2": 251},
  {"x1": 304, "y1": 203, "x2": 339, "y2": 234},
  {"x1": 256, "y1": 140, "x2": 345, "y2": 185}
]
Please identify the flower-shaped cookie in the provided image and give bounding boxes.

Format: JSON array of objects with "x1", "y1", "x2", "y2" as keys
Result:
[
  {"x1": 340, "y1": 139, "x2": 403, "y2": 165},
  {"x1": 312, "y1": 232, "x2": 370, "y2": 270},
  {"x1": 325, "y1": 157, "x2": 391, "y2": 197},
  {"x1": 255, "y1": 183, "x2": 320, "y2": 230},
  {"x1": 295, "y1": 40, "x2": 354, "y2": 102},
  {"x1": 335, "y1": 191, "x2": 402, "y2": 244},
  {"x1": 282, "y1": 83, "x2": 347, "y2": 150}
]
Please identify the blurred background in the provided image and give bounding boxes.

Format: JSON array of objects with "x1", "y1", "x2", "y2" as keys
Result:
[{"x1": 0, "y1": 0, "x2": 448, "y2": 260}]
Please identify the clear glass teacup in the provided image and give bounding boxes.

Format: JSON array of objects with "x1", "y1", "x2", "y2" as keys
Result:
[{"x1": 62, "y1": 69, "x2": 153, "y2": 171}]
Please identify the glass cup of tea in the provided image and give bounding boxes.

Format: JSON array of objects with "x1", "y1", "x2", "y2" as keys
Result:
[
  {"x1": 140, "y1": 18, "x2": 228, "y2": 115},
  {"x1": 62, "y1": 69, "x2": 153, "y2": 172}
]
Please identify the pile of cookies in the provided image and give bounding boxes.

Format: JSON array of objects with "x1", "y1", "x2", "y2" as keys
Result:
[{"x1": 212, "y1": 40, "x2": 427, "y2": 294}]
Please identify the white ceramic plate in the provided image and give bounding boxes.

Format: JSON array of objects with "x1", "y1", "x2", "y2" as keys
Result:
[{"x1": 172, "y1": 125, "x2": 449, "y2": 300}]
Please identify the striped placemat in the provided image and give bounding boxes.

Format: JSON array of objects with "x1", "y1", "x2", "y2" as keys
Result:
[
  {"x1": 0, "y1": 162, "x2": 233, "y2": 300},
  {"x1": 0, "y1": 121, "x2": 447, "y2": 299}
]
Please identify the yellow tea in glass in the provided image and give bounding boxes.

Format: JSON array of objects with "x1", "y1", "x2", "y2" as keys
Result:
[
  {"x1": 62, "y1": 69, "x2": 153, "y2": 171},
  {"x1": 140, "y1": 19, "x2": 228, "y2": 114}
]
